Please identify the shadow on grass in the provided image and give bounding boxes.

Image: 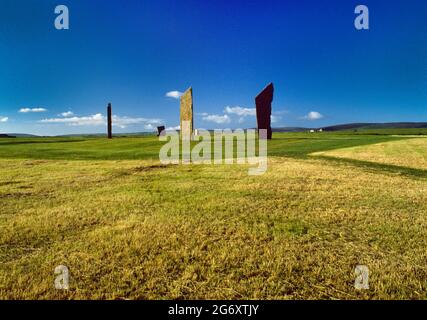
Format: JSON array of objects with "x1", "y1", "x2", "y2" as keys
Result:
[
  {"x1": 268, "y1": 135, "x2": 427, "y2": 179},
  {"x1": 268, "y1": 135, "x2": 413, "y2": 159},
  {"x1": 313, "y1": 155, "x2": 427, "y2": 179}
]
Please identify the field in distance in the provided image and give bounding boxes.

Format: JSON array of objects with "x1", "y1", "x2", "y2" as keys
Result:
[{"x1": 0, "y1": 130, "x2": 426, "y2": 299}]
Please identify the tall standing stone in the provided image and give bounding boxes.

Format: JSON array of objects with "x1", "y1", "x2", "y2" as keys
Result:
[
  {"x1": 107, "y1": 103, "x2": 112, "y2": 139},
  {"x1": 255, "y1": 83, "x2": 274, "y2": 139},
  {"x1": 180, "y1": 87, "x2": 193, "y2": 140}
]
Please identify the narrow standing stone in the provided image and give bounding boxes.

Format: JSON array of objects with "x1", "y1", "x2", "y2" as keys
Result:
[{"x1": 107, "y1": 103, "x2": 112, "y2": 139}]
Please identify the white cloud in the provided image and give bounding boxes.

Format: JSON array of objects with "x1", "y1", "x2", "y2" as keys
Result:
[
  {"x1": 144, "y1": 123, "x2": 155, "y2": 130},
  {"x1": 224, "y1": 106, "x2": 256, "y2": 117},
  {"x1": 165, "y1": 91, "x2": 183, "y2": 99},
  {"x1": 273, "y1": 109, "x2": 289, "y2": 115},
  {"x1": 223, "y1": 106, "x2": 256, "y2": 124},
  {"x1": 60, "y1": 111, "x2": 74, "y2": 117},
  {"x1": 202, "y1": 114, "x2": 231, "y2": 124},
  {"x1": 0, "y1": 117, "x2": 8, "y2": 122},
  {"x1": 40, "y1": 113, "x2": 104, "y2": 126},
  {"x1": 112, "y1": 115, "x2": 162, "y2": 128},
  {"x1": 19, "y1": 107, "x2": 47, "y2": 113},
  {"x1": 166, "y1": 125, "x2": 181, "y2": 131},
  {"x1": 303, "y1": 111, "x2": 323, "y2": 120},
  {"x1": 40, "y1": 113, "x2": 162, "y2": 129},
  {"x1": 198, "y1": 105, "x2": 283, "y2": 126},
  {"x1": 271, "y1": 115, "x2": 281, "y2": 124}
]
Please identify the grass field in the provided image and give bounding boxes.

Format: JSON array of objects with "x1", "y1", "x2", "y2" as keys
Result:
[
  {"x1": 314, "y1": 137, "x2": 427, "y2": 170},
  {"x1": 0, "y1": 131, "x2": 426, "y2": 299}
]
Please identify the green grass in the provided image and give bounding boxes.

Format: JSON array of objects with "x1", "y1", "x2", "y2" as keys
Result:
[
  {"x1": 0, "y1": 132, "x2": 426, "y2": 300},
  {"x1": 0, "y1": 136, "x2": 161, "y2": 160},
  {"x1": 0, "y1": 132, "x2": 408, "y2": 160}
]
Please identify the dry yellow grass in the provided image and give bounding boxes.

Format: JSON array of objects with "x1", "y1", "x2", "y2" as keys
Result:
[
  {"x1": 1, "y1": 155, "x2": 426, "y2": 299},
  {"x1": 312, "y1": 137, "x2": 427, "y2": 170}
]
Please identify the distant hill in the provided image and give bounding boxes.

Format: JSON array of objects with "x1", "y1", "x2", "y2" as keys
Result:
[
  {"x1": 1, "y1": 133, "x2": 39, "y2": 137},
  {"x1": 4, "y1": 122, "x2": 427, "y2": 137},
  {"x1": 272, "y1": 127, "x2": 312, "y2": 132},
  {"x1": 322, "y1": 122, "x2": 427, "y2": 131},
  {"x1": 58, "y1": 132, "x2": 156, "y2": 137},
  {"x1": 273, "y1": 122, "x2": 427, "y2": 132}
]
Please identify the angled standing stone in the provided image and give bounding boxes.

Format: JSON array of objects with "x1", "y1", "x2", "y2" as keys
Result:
[
  {"x1": 157, "y1": 125, "x2": 165, "y2": 136},
  {"x1": 255, "y1": 83, "x2": 274, "y2": 139},
  {"x1": 180, "y1": 87, "x2": 193, "y2": 140}
]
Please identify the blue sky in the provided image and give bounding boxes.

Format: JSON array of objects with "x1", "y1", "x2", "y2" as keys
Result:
[{"x1": 0, "y1": 0, "x2": 426, "y2": 135}]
